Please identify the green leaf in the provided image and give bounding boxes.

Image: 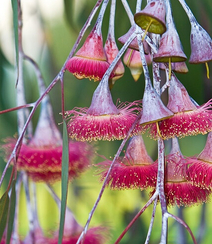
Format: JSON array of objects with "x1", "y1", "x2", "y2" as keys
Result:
[
  {"x1": 64, "y1": 0, "x2": 78, "y2": 33},
  {"x1": 58, "y1": 120, "x2": 69, "y2": 244},
  {"x1": 11, "y1": 0, "x2": 19, "y2": 75},
  {"x1": 0, "y1": 191, "x2": 9, "y2": 242},
  {"x1": 6, "y1": 180, "x2": 16, "y2": 244}
]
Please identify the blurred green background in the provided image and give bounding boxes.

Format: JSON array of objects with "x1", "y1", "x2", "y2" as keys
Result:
[{"x1": 0, "y1": 0, "x2": 212, "y2": 243}]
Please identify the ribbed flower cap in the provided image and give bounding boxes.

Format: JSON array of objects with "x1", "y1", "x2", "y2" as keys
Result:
[
  {"x1": 153, "y1": 2, "x2": 187, "y2": 80},
  {"x1": 153, "y1": 23, "x2": 187, "y2": 63},
  {"x1": 171, "y1": 62, "x2": 188, "y2": 73},
  {"x1": 187, "y1": 132, "x2": 212, "y2": 189},
  {"x1": 66, "y1": 27, "x2": 110, "y2": 82},
  {"x1": 189, "y1": 20, "x2": 212, "y2": 78},
  {"x1": 159, "y1": 62, "x2": 188, "y2": 74},
  {"x1": 166, "y1": 75, "x2": 196, "y2": 113},
  {"x1": 134, "y1": 0, "x2": 166, "y2": 35},
  {"x1": 139, "y1": 82, "x2": 173, "y2": 125}
]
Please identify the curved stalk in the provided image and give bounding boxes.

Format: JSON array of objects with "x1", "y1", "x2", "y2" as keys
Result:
[
  {"x1": 144, "y1": 198, "x2": 158, "y2": 244},
  {"x1": 114, "y1": 191, "x2": 159, "y2": 244}
]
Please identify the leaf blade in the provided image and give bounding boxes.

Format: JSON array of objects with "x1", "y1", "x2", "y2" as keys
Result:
[
  {"x1": 11, "y1": 0, "x2": 19, "y2": 72},
  {"x1": 0, "y1": 191, "x2": 10, "y2": 242},
  {"x1": 64, "y1": 0, "x2": 77, "y2": 31},
  {"x1": 6, "y1": 180, "x2": 17, "y2": 244},
  {"x1": 58, "y1": 120, "x2": 69, "y2": 244}
]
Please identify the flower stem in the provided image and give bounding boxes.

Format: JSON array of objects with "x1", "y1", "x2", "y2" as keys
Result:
[
  {"x1": 144, "y1": 198, "x2": 158, "y2": 244},
  {"x1": 166, "y1": 212, "x2": 197, "y2": 244},
  {"x1": 121, "y1": 0, "x2": 134, "y2": 25},
  {"x1": 178, "y1": 0, "x2": 197, "y2": 23},
  {"x1": 136, "y1": 29, "x2": 152, "y2": 89},
  {"x1": 136, "y1": 0, "x2": 142, "y2": 12},
  {"x1": 157, "y1": 138, "x2": 168, "y2": 244},
  {"x1": 114, "y1": 191, "x2": 159, "y2": 244},
  {"x1": 107, "y1": 0, "x2": 116, "y2": 41},
  {"x1": 95, "y1": 0, "x2": 110, "y2": 35},
  {"x1": 22, "y1": 173, "x2": 35, "y2": 242}
]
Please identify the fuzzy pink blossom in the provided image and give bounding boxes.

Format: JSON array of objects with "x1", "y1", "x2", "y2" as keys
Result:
[
  {"x1": 66, "y1": 75, "x2": 144, "y2": 141},
  {"x1": 66, "y1": 26, "x2": 111, "y2": 82},
  {"x1": 150, "y1": 75, "x2": 212, "y2": 139},
  {"x1": 151, "y1": 138, "x2": 211, "y2": 207},
  {"x1": 100, "y1": 135, "x2": 157, "y2": 189},
  {"x1": 2, "y1": 98, "x2": 93, "y2": 182},
  {"x1": 3, "y1": 138, "x2": 93, "y2": 183},
  {"x1": 187, "y1": 132, "x2": 212, "y2": 189}
]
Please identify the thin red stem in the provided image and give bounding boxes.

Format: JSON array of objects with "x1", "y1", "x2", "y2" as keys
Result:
[
  {"x1": 0, "y1": 103, "x2": 34, "y2": 115},
  {"x1": 114, "y1": 191, "x2": 159, "y2": 244},
  {"x1": 167, "y1": 213, "x2": 197, "y2": 244}
]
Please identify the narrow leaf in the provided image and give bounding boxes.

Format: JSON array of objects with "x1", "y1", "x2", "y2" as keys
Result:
[
  {"x1": 58, "y1": 120, "x2": 69, "y2": 244},
  {"x1": 0, "y1": 191, "x2": 10, "y2": 241},
  {"x1": 64, "y1": 0, "x2": 77, "y2": 31},
  {"x1": 6, "y1": 180, "x2": 17, "y2": 244},
  {"x1": 11, "y1": 0, "x2": 19, "y2": 76}
]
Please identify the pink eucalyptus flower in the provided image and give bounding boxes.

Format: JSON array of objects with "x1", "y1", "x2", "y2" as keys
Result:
[
  {"x1": 151, "y1": 138, "x2": 210, "y2": 206},
  {"x1": 3, "y1": 138, "x2": 93, "y2": 183},
  {"x1": 2, "y1": 96, "x2": 93, "y2": 182},
  {"x1": 66, "y1": 26, "x2": 111, "y2": 82},
  {"x1": 99, "y1": 135, "x2": 157, "y2": 190},
  {"x1": 187, "y1": 132, "x2": 212, "y2": 189},
  {"x1": 164, "y1": 153, "x2": 210, "y2": 207},
  {"x1": 150, "y1": 75, "x2": 212, "y2": 139},
  {"x1": 66, "y1": 77, "x2": 143, "y2": 141}
]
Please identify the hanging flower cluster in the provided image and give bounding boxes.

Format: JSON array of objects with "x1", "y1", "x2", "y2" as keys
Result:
[{"x1": 62, "y1": 0, "x2": 212, "y2": 241}]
